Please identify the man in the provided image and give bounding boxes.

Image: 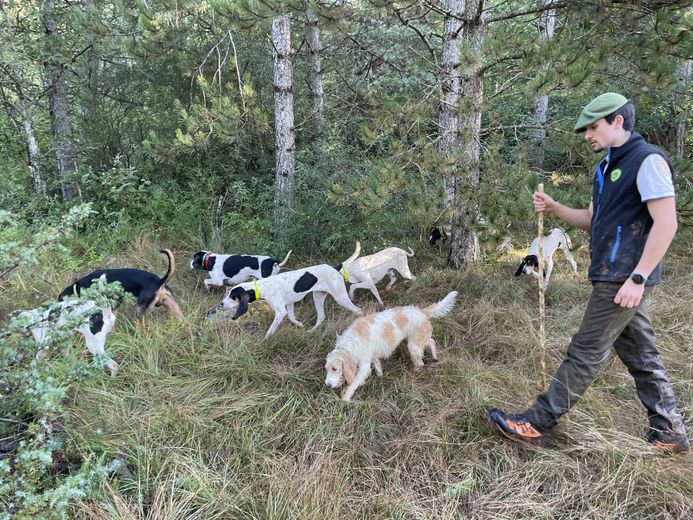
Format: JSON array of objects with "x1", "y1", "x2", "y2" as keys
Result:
[{"x1": 488, "y1": 92, "x2": 689, "y2": 453}]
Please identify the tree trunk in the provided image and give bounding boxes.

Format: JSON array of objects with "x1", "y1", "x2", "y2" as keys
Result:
[
  {"x1": 79, "y1": 0, "x2": 98, "y2": 123},
  {"x1": 306, "y1": 7, "x2": 324, "y2": 136},
  {"x1": 529, "y1": 0, "x2": 555, "y2": 171},
  {"x1": 448, "y1": 0, "x2": 486, "y2": 269},
  {"x1": 1, "y1": 3, "x2": 44, "y2": 195},
  {"x1": 42, "y1": 0, "x2": 80, "y2": 201},
  {"x1": 438, "y1": 0, "x2": 464, "y2": 204},
  {"x1": 18, "y1": 100, "x2": 46, "y2": 195},
  {"x1": 676, "y1": 60, "x2": 691, "y2": 158},
  {"x1": 272, "y1": 13, "x2": 295, "y2": 242}
]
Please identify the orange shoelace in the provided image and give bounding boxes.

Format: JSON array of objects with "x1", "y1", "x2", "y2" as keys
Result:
[{"x1": 506, "y1": 418, "x2": 542, "y2": 438}]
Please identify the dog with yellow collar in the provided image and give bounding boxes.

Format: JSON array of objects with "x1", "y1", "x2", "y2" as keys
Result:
[
  {"x1": 340, "y1": 242, "x2": 416, "y2": 305},
  {"x1": 211, "y1": 246, "x2": 362, "y2": 338}
]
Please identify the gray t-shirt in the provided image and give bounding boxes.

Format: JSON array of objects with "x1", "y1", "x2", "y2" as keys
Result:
[{"x1": 637, "y1": 154, "x2": 675, "y2": 201}]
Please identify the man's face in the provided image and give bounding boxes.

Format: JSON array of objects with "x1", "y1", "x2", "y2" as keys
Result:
[{"x1": 583, "y1": 117, "x2": 620, "y2": 152}]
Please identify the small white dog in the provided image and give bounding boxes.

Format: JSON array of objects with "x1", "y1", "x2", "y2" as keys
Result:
[
  {"x1": 342, "y1": 242, "x2": 416, "y2": 305},
  {"x1": 324, "y1": 291, "x2": 457, "y2": 401},
  {"x1": 514, "y1": 228, "x2": 578, "y2": 290},
  {"x1": 17, "y1": 300, "x2": 118, "y2": 377},
  {"x1": 214, "y1": 246, "x2": 363, "y2": 338}
]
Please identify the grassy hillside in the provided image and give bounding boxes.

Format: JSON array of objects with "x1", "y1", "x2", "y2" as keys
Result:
[{"x1": 3, "y1": 234, "x2": 693, "y2": 519}]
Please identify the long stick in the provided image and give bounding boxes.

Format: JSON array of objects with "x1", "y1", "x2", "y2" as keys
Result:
[{"x1": 537, "y1": 183, "x2": 546, "y2": 389}]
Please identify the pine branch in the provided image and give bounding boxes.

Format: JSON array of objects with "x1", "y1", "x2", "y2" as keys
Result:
[
  {"x1": 480, "y1": 124, "x2": 573, "y2": 136},
  {"x1": 392, "y1": 4, "x2": 438, "y2": 62}
]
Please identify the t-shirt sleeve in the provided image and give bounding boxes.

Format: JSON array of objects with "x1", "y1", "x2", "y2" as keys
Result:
[{"x1": 636, "y1": 154, "x2": 675, "y2": 201}]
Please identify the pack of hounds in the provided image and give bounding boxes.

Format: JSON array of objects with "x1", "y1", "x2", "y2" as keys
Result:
[{"x1": 10, "y1": 226, "x2": 576, "y2": 401}]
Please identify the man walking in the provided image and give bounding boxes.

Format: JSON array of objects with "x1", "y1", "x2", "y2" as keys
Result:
[{"x1": 489, "y1": 92, "x2": 689, "y2": 453}]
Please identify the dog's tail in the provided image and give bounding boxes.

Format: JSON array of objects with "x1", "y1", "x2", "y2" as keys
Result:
[
  {"x1": 560, "y1": 228, "x2": 573, "y2": 250},
  {"x1": 277, "y1": 250, "x2": 292, "y2": 267},
  {"x1": 158, "y1": 249, "x2": 176, "y2": 286},
  {"x1": 344, "y1": 241, "x2": 361, "y2": 263},
  {"x1": 423, "y1": 291, "x2": 458, "y2": 319},
  {"x1": 405, "y1": 247, "x2": 414, "y2": 257}
]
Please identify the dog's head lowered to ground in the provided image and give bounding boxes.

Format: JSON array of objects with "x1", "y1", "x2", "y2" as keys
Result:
[
  {"x1": 324, "y1": 290, "x2": 457, "y2": 401},
  {"x1": 59, "y1": 249, "x2": 184, "y2": 321}
]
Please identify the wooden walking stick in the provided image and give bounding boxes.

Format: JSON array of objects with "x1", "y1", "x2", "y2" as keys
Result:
[{"x1": 537, "y1": 183, "x2": 547, "y2": 389}]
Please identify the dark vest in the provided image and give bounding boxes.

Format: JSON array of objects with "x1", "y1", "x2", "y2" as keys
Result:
[{"x1": 589, "y1": 132, "x2": 674, "y2": 285}]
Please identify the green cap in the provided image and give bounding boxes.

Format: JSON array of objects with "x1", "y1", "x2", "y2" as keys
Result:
[{"x1": 574, "y1": 92, "x2": 628, "y2": 132}]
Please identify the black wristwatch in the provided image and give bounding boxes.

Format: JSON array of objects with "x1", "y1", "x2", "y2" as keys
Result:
[{"x1": 630, "y1": 273, "x2": 646, "y2": 285}]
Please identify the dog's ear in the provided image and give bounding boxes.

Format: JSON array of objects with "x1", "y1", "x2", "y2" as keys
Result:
[
  {"x1": 340, "y1": 352, "x2": 357, "y2": 385},
  {"x1": 231, "y1": 289, "x2": 250, "y2": 320},
  {"x1": 514, "y1": 259, "x2": 528, "y2": 277}
]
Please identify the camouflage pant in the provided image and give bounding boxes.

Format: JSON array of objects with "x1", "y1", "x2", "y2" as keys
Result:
[{"x1": 526, "y1": 282, "x2": 687, "y2": 436}]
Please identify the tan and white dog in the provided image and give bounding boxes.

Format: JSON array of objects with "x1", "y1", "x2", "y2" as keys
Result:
[
  {"x1": 341, "y1": 242, "x2": 416, "y2": 305},
  {"x1": 324, "y1": 291, "x2": 457, "y2": 401}
]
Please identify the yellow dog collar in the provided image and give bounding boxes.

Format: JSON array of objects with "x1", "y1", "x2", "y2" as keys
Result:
[
  {"x1": 253, "y1": 280, "x2": 260, "y2": 300},
  {"x1": 341, "y1": 266, "x2": 349, "y2": 283}
]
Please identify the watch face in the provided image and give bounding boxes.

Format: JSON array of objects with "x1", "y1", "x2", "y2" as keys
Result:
[{"x1": 631, "y1": 274, "x2": 645, "y2": 284}]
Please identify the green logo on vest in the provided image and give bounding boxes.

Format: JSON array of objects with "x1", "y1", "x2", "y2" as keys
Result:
[{"x1": 610, "y1": 169, "x2": 622, "y2": 182}]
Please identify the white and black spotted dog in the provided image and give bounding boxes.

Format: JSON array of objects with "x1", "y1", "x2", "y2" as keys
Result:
[
  {"x1": 16, "y1": 299, "x2": 118, "y2": 377},
  {"x1": 514, "y1": 227, "x2": 578, "y2": 290},
  {"x1": 212, "y1": 246, "x2": 362, "y2": 338},
  {"x1": 190, "y1": 249, "x2": 292, "y2": 289},
  {"x1": 428, "y1": 224, "x2": 451, "y2": 247}
]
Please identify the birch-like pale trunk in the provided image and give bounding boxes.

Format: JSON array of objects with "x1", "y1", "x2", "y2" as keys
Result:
[
  {"x1": 306, "y1": 7, "x2": 324, "y2": 135},
  {"x1": 0, "y1": 0, "x2": 45, "y2": 196},
  {"x1": 676, "y1": 60, "x2": 691, "y2": 158},
  {"x1": 448, "y1": 0, "x2": 486, "y2": 268},
  {"x1": 272, "y1": 13, "x2": 295, "y2": 242},
  {"x1": 42, "y1": 0, "x2": 80, "y2": 201},
  {"x1": 438, "y1": 0, "x2": 464, "y2": 204},
  {"x1": 530, "y1": 0, "x2": 555, "y2": 171},
  {"x1": 18, "y1": 100, "x2": 45, "y2": 195}
]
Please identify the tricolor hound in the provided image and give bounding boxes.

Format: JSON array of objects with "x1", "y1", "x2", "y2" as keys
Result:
[{"x1": 58, "y1": 249, "x2": 184, "y2": 321}]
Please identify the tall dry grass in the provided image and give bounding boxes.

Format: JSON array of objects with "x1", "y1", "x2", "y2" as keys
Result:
[{"x1": 6, "y1": 236, "x2": 692, "y2": 519}]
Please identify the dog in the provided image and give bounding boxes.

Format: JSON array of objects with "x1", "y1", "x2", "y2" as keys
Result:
[
  {"x1": 514, "y1": 228, "x2": 578, "y2": 290},
  {"x1": 190, "y1": 250, "x2": 292, "y2": 289},
  {"x1": 213, "y1": 246, "x2": 363, "y2": 338},
  {"x1": 428, "y1": 224, "x2": 451, "y2": 247},
  {"x1": 324, "y1": 291, "x2": 457, "y2": 401},
  {"x1": 16, "y1": 299, "x2": 118, "y2": 377},
  {"x1": 341, "y1": 242, "x2": 416, "y2": 305},
  {"x1": 58, "y1": 249, "x2": 184, "y2": 321}
]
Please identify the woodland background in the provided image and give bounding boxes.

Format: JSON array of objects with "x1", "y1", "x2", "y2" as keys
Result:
[{"x1": 1, "y1": 1, "x2": 692, "y2": 518}]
